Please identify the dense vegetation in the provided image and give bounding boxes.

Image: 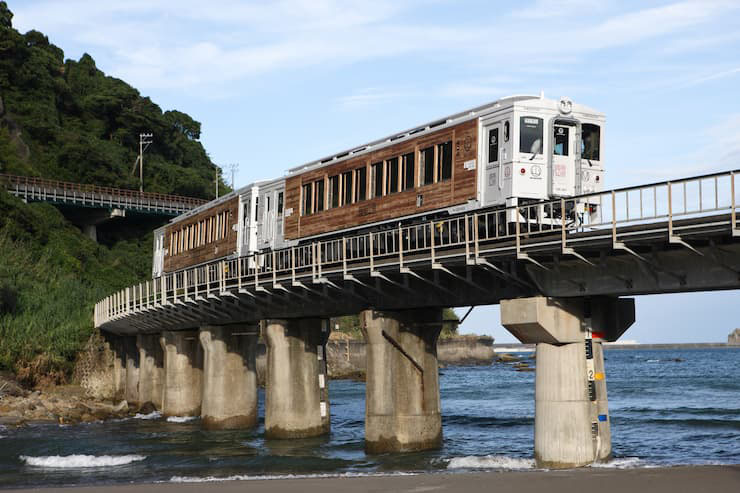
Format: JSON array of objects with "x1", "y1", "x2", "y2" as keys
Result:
[
  {"x1": 0, "y1": 2, "x2": 226, "y2": 198},
  {"x1": 0, "y1": 2, "x2": 228, "y2": 383}
]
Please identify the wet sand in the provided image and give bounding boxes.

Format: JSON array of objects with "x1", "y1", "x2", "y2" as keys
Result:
[{"x1": 5, "y1": 465, "x2": 739, "y2": 493}]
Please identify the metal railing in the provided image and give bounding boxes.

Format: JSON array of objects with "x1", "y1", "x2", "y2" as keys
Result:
[
  {"x1": 95, "y1": 169, "x2": 739, "y2": 328},
  {"x1": 1, "y1": 174, "x2": 207, "y2": 214}
]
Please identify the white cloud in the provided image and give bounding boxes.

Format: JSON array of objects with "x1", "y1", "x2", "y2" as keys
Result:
[{"x1": 10, "y1": 0, "x2": 740, "y2": 96}]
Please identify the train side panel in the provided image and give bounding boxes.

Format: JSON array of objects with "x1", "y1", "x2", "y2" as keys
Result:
[
  {"x1": 163, "y1": 195, "x2": 239, "y2": 273},
  {"x1": 284, "y1": 119, "x2": 478, "y2": 241}
]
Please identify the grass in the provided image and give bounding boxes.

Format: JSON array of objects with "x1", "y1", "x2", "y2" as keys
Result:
[{"x1": 0, "y1": 190, "x2": 154, "y2": 383}]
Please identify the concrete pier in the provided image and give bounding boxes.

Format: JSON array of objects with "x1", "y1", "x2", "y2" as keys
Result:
[
  {"x1": 360, "y1": 308, "x2": 443, "y2": 454},
  {"x1": 263, "y1": 318, "x2": 330, "y2": 439},
  {"x1": 159, "y1": 330, "x2": 203, "y2": 417},
  {"x1": 104, "y1": 334, "x2": 127, "y2": 402},
  {"x1": 123, "y1": 336, "x2": 140, "y2": 406},
  {"x1": 199, "y1": 324, "x2": 259, "y2": 430},
  {"x1": 137, "y1": 334, "x2": 164, "y2": 410},
  {"x1": 501, "y1": 296, "x2": 634, "y2": 468}
]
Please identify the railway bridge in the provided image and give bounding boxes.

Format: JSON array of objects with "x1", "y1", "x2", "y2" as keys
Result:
[
  {"x1": 94, "y1": 169, "x2": 739, "y2": 469},
  {"x1": 1, "y1": 174, "x2": 207, "y2": 241}
]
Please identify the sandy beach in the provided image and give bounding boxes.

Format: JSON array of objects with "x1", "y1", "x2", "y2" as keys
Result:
[{"x1": 5, "y1": 466, "x2": 738, "y2": 493}]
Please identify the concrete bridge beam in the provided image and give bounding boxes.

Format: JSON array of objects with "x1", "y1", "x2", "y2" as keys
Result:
[
  {"x1": 199, "y1": 324, "x2": 259, "y2": 430},
  {"x1": 263, "y1": 318, "x2": 330, "y2": 439},
  {"x1": 159, "y1": 330, "x2": 203, "y2": 417},
  {"x1": 137, "y1": 334, "x2": 164, "y2": 410},
  {"x1": 500, "y1": 296, "x2": 635, "y2": 469},
  {"x1": 360, "y1": 308, "x2": 443, "y2": 454}
]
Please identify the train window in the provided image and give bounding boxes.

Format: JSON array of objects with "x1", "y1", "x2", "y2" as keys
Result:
[
  {"x1": 302, "y1": 183, "x2": 312, "y2": 216},
  {"x1": 438, "y1": 141, "x2": 452, "y2": 181},
  {"x1": 520, "y1": 117, "x2": 543, "y2": 154},
  {"x1": 582, "y1": 123, "x2": 601, "y2": 161},
  {"x1": 488, "y1": 128, "x2": 499, "y2": 163},
  {"x1": 553, "y1": 126, "x2": 569, "y2": 156},
  {"x1": 314, "y1": 179, "x2": 324, "y2": 212},
  {"x1": 277, "y1": 192, "x2": 284, "y2": 215},
  {"x1": 386, "y1": 157, "x2": 399, "y2": 194},
  {"x1": 355, "y1": 166, "x2": 367, "y2": 201},
  {"x1": 402, "y1": 152, "x2": 415, "y2": 190},
  {"x1": 342, "y1": 171, "x2": 353, "y2": 205},
  {"x1": 420, "y1": 146, "x2": 434, "y2": 185},
  {"x1": 504, "y1": 121, "x2": 510, "y2": 142},
  {"x1": 329, "y1": 175, "x2": 340, "y2": 208},
  {"x1": 370, "y1": 163, "x2": 383, "y2": 197}
]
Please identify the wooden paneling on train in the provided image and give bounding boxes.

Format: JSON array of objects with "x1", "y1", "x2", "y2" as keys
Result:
[{"x1": 153, "y1": 95, "x2": 605, "y2": 278}]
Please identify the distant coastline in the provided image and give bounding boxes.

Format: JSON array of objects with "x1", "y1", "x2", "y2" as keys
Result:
[{"x1": 491, "y1": 343, "x2": 735, "y2": 352}]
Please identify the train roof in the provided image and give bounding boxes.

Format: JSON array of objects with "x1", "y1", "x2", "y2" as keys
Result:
[
  {"x1": 287, "y1": 94, "x2": 544, "y2": 176},
  {"x1": 287, "y1": 94, "x2": 604, "y2": 177}
]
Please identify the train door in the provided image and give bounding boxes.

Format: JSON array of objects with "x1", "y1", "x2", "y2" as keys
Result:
[
  {"x1": 152, "y1": 228, "x2": 165, "y2": 278},
  {"x1": 482, "y1": 121, "x2": 504, "y2": 206},
  {"x1": 550, "y1": 121, "x2": 578, "y2": 197}
]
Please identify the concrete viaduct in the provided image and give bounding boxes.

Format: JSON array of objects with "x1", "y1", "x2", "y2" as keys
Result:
[{"x1": 95, "y1": 169, "x2": 740, "y2": 469}]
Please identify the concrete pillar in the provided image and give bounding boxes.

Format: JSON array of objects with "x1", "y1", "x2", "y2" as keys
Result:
[
  {"x1": 263, "y1": 318, "x2": 330, "y2": 439},
  {"x1": 104, "y1": 333, "x2": 127, "y2": 402},
  {"x1": 123, "y1": 336, "x2": 140, "y2": 406},
  {"x1": 82, "y1": 224, "x2": 97, "y2": 242},
  {"x1": 199, "y1": 324, "x2": 259, "y2": 430},
  {"x1": 360, "y1": 308, "x2": 443, "y2": 454},
  {"x1": 501, "y1": 296, "x2": 634, "y2": 469},
  {"x1": 160, "y1": 330, "x2": 203, "y2": 417},
  {"x1": 137, "y1": 334, "x2": 164, "y2": 410}
]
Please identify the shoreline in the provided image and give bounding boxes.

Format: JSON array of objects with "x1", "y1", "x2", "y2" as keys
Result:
[{"x1": 4, "y1": 465, "x2": 738, "y2": 492}]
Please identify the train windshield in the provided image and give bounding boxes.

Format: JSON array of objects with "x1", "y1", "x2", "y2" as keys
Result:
[
  {"x1": 520, "y1": 117, "x2": 543, "y2": 154},
  {"x1": 582, "y1": 123, "x2": 601, "y2": 161}
]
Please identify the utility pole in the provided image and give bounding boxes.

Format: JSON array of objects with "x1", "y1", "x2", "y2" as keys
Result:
[
  {"x1": 228, "y1": 163, "x2": 238, "y2": 189},
  {"x1": 215, "y1": 166, "x2": 221, "y2": 199},
  {"x1": 132, "y1": 133, "x2": 153, "y2": 193}
]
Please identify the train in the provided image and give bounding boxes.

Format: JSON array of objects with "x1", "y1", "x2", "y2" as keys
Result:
[{"x1": 152, "y1": 94, "x2": 605, "y2": 278}]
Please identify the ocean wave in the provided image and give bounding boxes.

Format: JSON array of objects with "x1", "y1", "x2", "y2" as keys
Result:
[
  {"x1": 446, "y1": 455, "x2": 535, "y2": 470},
  {"x1": 166, "y1": 416, "x2": 197, "y2": 423},
  {"x1": 169, "y1": 472, "x2": 416, "y2": 483},
  {"x1": 591, "y1": 457, "x2": 657, "y2": 469},
  {"x1": 20, "y1": 454, "x2": 146, "y2": 468},
  {"x1": 134, "y1": 411, "x2": 162, "y2": 420}
]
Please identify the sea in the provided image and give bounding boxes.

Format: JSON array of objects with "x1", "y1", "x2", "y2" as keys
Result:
[{"x1": 0, "y1": 348, "x2": 738, "y2": 489}]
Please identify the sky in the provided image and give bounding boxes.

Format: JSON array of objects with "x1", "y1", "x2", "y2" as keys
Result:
[{"x1": 10, "y1": 0, "x2": 740, "y2": 343}]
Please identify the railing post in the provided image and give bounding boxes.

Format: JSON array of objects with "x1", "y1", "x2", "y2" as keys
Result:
[
  {"x1": 464, "y1": 215, "x2": 470, "y2": 262},
  {"x1": 732, "y1": 171, "x2": 737, "y2": 235},
  {"x1": 667, "y1": 181, "x2": 673, "y2": 238},
  {"x1": 430, "y1": 221, "x2": 436, "y2": 265},
  {"x1": 611, "y1": 190, "x2": 617, "y2": 244},
  {"x1": 561, "y1": 198, "x2": 567, "y2": 249},
  {"x1": 473, "y1": 213, "x2": 480, "y2": 260},
  {"x1": 398, "y1": 224, "x2": 404, "y2": 269},
  {"x1": 369, "y1": 232, "x2": 375, "y2": 272},
  {"x1": 342, "y1": 237, "x2": 348, "y2": 276}
]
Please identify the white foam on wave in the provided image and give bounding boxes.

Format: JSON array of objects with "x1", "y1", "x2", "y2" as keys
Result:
[
  {"x1": 166, "y1": 416, "x2": 197, "y2": 423},
  {"x1": 169, "y1": 472, "x2": 416, "y2": 483},
  {"x1": 134, "y1": 411, "x2": 162, "y2": 420},
  {"x1": 20, "y1": 454, "x2": 146, "y2": 468},
  {"x1": 447, "y1": 455, "x2": 535, "y2": 470},
  {"x1": 591, "y1": 457, "x2": 656, "y2": 469}
]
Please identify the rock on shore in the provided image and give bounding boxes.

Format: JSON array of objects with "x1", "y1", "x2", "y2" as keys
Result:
[{"x1": 0, "y1": 374, "x2": 135, "y2": 427}]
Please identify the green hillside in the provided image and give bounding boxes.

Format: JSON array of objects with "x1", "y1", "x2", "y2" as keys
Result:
[{"x1": 0, "y1": 2, "x2": 229, "y2": 383}]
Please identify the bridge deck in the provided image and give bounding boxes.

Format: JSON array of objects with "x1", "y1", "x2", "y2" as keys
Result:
[
  {"x1": 1, "y1": 174, "x2": 207, "y2": 215},
  {"x1": 96, "y1": 170, "x2": 740, "y2": 334}
]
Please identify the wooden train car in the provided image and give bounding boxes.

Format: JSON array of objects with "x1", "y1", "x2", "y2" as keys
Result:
[{"x1": 153, "y1": 94, "x2": 605, "y2": 277}]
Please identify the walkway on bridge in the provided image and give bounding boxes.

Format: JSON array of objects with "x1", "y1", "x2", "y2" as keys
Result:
[{"x1": 1, "y1": 173, "x2": 207, "y2": 216}]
